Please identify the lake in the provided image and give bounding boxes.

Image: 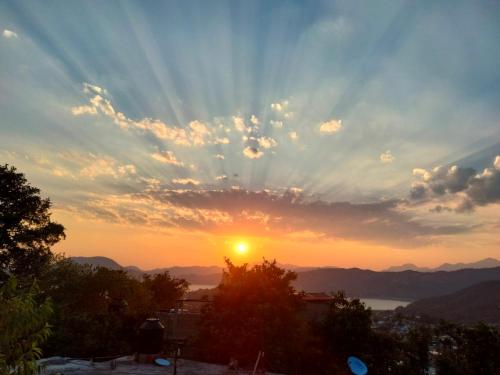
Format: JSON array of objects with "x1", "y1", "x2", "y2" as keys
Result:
[
  {"x1": 188, "y1": 284, "x2": 411, "y2": 310},
  {"x1": 359, "y1": 298, "x2": 410, "y2": 310}
]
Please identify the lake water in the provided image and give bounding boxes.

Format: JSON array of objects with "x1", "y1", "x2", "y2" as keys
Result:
[
  {"x1": 359, "y1": 298, "x2": 410, "y2": 310},
  {"x1": 188, "y1": 284, "x2": 217, "y2": 291},
  {"x1": 188, "y1": 284, "x2": 410, "y2": 310}
]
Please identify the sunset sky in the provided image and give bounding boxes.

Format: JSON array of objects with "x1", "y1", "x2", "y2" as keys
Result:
[{"x1": 1, "y1": 0, "x2": 499, "y2": 269}]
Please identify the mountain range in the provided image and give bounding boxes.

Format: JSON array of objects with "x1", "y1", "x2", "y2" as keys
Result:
[
  {"x1": 70, "y1": 256, "x2": 500, "y2": 300},
  {"x1": 403, "y1": 280, "x2": 500, "y2": 324},
  {"x1": 384, "y1": 258, "x2": 500, "y2": 272}
]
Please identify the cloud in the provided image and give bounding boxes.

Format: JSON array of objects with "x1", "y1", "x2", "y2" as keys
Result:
[
  {"x1": 80, "y1": 156, "x2": 136, "y2": 179},
  {"x1": 172, "y1": 178, "x2": 200, "y2": 186},
  {"x1": 71, "y1": 105, "x2": 97, "y2": 115},
  {"x1": 270, "y1": 120, "x2": 283, "y2": 128},
  {"x1": 215, "y1": 175, "x2": 228, "y2": 181},
  {"x1": 319, "y1": 119, "x2": 342, "y2": 134},
  {"x1": 250, "y1": 115, "x2": 260, "y2": 125},
  {"x1": 289, "y1": 131, "x2": 298, "y2": 140},
  {"x1": 151, "y1": 150, "x2": 184, "y2": 166},
  {"x1": 214, "y1": 137, "x2": 230, "y2": 144},
  {"x1": 243, "y1": 146, "x2": 264, "y2": 159},
  {"x1": 411, "y1": 155, "x2": 500, "y2": 211},
  {"x1": 270, "y1": 100, "x2": 289, "y2": 113},
  {"x1": 258, "y1": 136, "x2": 277, "y2": 149},
  {"x1": 67, "y1": 187, "x2": 466, "y2": 246},
  {"x1": 71, "y1": 83, "x2": 213, "y2": 146},
  {"x1": 2, "y1": 29, "x2": 17, "y2": 38},
  {"x1": 214, "y1": 154, "x2": 225, "y2": 160},
  {"x1": 380, "y1": 150, "x2": 395, "y2": 163},
  {"x1": 232, "y1": 116, "x2": 246, "y2": 132}
]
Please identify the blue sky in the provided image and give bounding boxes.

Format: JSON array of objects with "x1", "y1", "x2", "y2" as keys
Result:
[{"x1": 1, "y1": 0, "x2": 499, "y2": 267}]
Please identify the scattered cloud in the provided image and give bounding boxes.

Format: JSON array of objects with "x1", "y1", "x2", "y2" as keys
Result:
[
  {"x1": 319, "y1": 119, "x2": 342, "y2": 134},
  {"x1": 214, "y1": 137, "x2": 230, "y2": 144},
  {"x1": 172, "y1": 178, "x2": 200, "y2": 186},
  {"x1": 232, "y1": 116, "x2": 246, "y2": 132},
  {"x1": 270, "y1": 100, "x2": 289, "y2": 113},
  {"x1": 215, "y1": 175, "x2": 228, "y2": 181},
  {"x1": 80, "y1": 156, "x2": 136, "y2": 179},
  {"x1": 270, "y1": 120, "x2": 283, "y2": 128},
  {"x1": 243, "y1": 146, "x2": 264, "y2": 159},
  {"x1": 71, "y1": 83, "x2": 213, "y2": 146},
  {"x1": 2, "y1": 29, "x2": 17, "y2": 38},
  {"x1": 289, "y1": 131, "x2": 298, "y2": 141},
  {"x1": 151, "y1": 150, "x2": 184, "y2": 166},
  {"x1": 411, "y1": 155, "x2": 500, "y2": 212},
  {"x1": 214, "y1": 154, "x2": 225, "y2": 160},
  {"x1": 250, "y1": 115, "x2": 260, "y2": 125},
  {"x1": 258, "y1": 136, "x2": 277, "y2": 149},
  {"x1": 380, "y1": 150, "x2": 395, "y2": 163}
]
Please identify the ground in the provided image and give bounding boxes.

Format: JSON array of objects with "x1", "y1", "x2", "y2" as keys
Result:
[{"x1": 38, "y1": 356, "x2": 283, "y2": 375}]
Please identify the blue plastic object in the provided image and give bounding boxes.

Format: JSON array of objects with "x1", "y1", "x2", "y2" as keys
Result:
[
  {"x1": 155, "y1": 358, "x2": 171, "y2": 367},
  {"x1": 347, "y1": 356, "x2": 368, "y2": 375}
]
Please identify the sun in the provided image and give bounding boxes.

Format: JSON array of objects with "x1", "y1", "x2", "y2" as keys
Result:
[{"x1": 234, "y1": 241, "x2": 249, "y2": 255}]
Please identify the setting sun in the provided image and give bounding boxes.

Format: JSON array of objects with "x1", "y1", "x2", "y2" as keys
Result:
[{"x1": 235, "y1": 242, "x2": 249, "y2": 255}]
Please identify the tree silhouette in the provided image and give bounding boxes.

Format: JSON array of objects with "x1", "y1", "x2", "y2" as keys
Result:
[{"x1": 0, "y1": 164, "x2": 65, "y2": 280}]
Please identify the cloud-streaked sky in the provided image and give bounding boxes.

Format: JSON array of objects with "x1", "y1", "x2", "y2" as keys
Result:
[{"x1": 1, "y1": 0, "x2": 499, "y2": 269}]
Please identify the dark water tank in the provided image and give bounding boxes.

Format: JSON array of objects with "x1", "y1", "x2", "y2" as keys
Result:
[{"x1": 138, "y1": 318, "x2": 165, "y2": 354}]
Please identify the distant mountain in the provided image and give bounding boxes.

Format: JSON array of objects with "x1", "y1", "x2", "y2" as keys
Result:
[
  {"x1": 71, "y1": 256, "x2": 123, "y2": 270},
  {"x1": 70, "y1": 256, "x2": 500, "y2": 301},
  {"x1": 403, "y1": 280, "x2": 500, "y2": 324},
  {"x1": 293, "y1": 267, "x2": 500, "y2": 300},
  {"x1": 69, "y1": 256, "x2": 223, "y2": 284},
  {"x1": 384, "y1": 258, "x2": 500, "y2": 272}
]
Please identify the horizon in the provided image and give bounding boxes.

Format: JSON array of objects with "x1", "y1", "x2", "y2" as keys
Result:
[{"x1": 1, "y1": 0, "x2": 499, "y2": 269}]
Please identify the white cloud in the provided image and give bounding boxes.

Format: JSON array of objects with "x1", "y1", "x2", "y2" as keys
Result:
[
  {"x1": 2, "y1": 29, "x2": 17, "y2": 38},
  {"x1": 189, "y1": 120, "x2": 210, "y2": 145},
  {"x1": 258, "y1": 136, "x2": 277, "y2": 149},
  {"x1": 289, "y1": 131, "x2": 298, "y2": 140},
  {"x1": 214, "y1": 154, "x2": 225, "y2": 160},
  {"x1": 214, "y1": 137, "x2": 230, "y2": 144},
  {"x1": 270, "y1": 100, "x2": 289, "y2": 113},
  {"x1": 380, "y1": 150, "x2": 395, "y2": 163},
  {"x1": 319, "y1": 119, "x2": 342, "y2": 134},
  {"x1": 232, "y1": 116, "x2": 246, "y2": 132},
  {"x1": 80, "y1": 157, "x2": 136, "y2": 179},
  {"x1": 71, "y1": 105, "x2": 97, "y2": 116},
  {"x1": 270, "y1": 120, "x2": 283, "y2": 128},
  {"x1": 72, "y1": 83, "x2": 212, "y2": 146},
  {"x1": 243, "y1": 146, "x2": 264, "y2": 159},
  {"x1": 494, "y1": 155, "x2": 500, "y2": 171},
  {"x1": 151, "y1": 151, "x2": 184, "y2": 166},
  {"x1": 250, "y1": 115, "x2": 260, "y2": 125},
  {"x1": 215, "y1": 175, "x2": 228, "y2": 181},
  {"x1": 172, "y1": 178, "x2": 200, "y2": 186}
]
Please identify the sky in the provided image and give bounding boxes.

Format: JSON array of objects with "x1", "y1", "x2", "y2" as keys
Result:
[{"x1": 1, "y1": 0, "x2": 499, "y2": 269}]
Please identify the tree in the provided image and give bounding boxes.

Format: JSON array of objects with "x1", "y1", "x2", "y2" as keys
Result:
[
  {"x1": 317, "y1": 291, "x2": 373, "y2": 374},
  {"x1": 0, "y1": 277, "x2": 52, "y2": 375},
  {"x1": 0, "y1": 165, "x2": 65, "y2": 280},
  {"x1": 198, "y1": 259, "x2": 306, "y2": 373},
  {"x1": 143, "y1": 271, "x2": 189, "y2": 311}
]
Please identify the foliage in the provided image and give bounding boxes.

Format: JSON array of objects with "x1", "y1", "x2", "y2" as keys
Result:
[
  {"x1": 40, "y1": 258, "x2": 188, "y2": 357},
  {"x1": 198, "y1": 258, "x2": 307, "y2": 373},
  {"x1": 0, "y1": 164, "x2": 65, "y2": 281},
  {"x1": 0, "y1": 277, "x2": 52, "y2": 375},
  {"x1": 143, "y1": 271, "x2": 189, "y2": 311},
  {"x1": 435, "y1": 322, "x2": 500, "y2": 375}
]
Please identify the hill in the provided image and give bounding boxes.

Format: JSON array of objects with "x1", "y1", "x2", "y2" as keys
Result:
[
  {"x1": 403, "y1": 280, "x2": 500, "y2": 324},
  {"x1": 70, "y1": 256, "x2": 123, "y2": 270},
  {"x1": 293, "y1": 267, "x2": 500, "y2": 300},
  {"x1": 384, "y1": 258, "x2": 500, "y2": 272}
]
